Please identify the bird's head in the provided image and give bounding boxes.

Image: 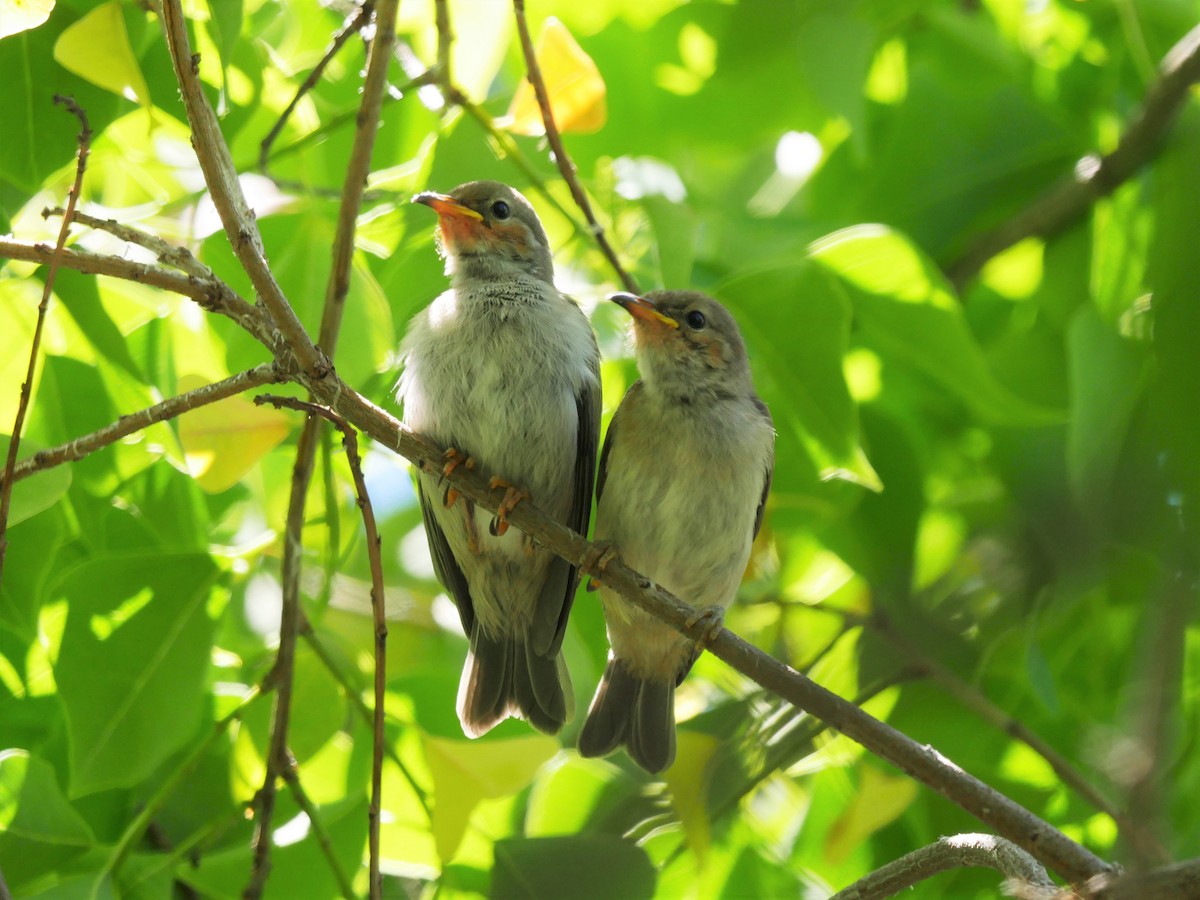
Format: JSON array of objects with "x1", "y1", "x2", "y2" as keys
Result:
[
  {"x1": 414, "y1": 180, "x2": 554, "y2": 283},
  {"x1": 610, "y1": 290, "x2": 754, "y2": 401}
]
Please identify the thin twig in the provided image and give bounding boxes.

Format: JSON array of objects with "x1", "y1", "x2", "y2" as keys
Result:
[
  {"x1": 42, "y1": 206, "x2": 209, "y2": 277},
  {"x1": 160, "y1": 0, "x2": 329, "y2": 380},
  {"x1": 946, "y1": 23, "x2": 1200, "y2": 290},
  {"x1": 0, "y1": 364, "x2": 284, "y2": 487},
  {"x1": 258, "y1": 1, "x2": 377, "y2": 175},
  {"x1": 245, "y1": 2, "x2": 399, "y2": 894},
  {"x1": 510, "y1": 0, "x2": 639, "y2": 294},
  {"x1": 0, "y1": 239, "x2": 273, "y2": 346},
  {"x1": 830, "y1": 833, "x2": 1056, "y2": 900},
  {"x1": 279, "y1": 758, "x2": 356, "y2": 900},
  {"x1": 0, "y1": 96, "x2": 91, "y2": 587},
  {"x1": 434, "y1": 0, "x2": 452, "y2": 86},
  {"x1": 256, "y1": 395, "x2": 389, "y2": 898}
]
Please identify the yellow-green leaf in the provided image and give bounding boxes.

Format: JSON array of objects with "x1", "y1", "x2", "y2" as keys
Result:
[
  {"x1": 823, "y1": 764, "x2": 917, "y2": 864},
  {"x1": 663, "y1": 731, "x2": 719, "y2": 862},
  {"x1": 0, "y1": 0, "x2": 54, "y2": 39},
  {"x1": 176, "y1": 375, "x2": 291, "y2": 493},
  {"x1": 504, "y1": 17, "x2": 606, "y2": 135},
  {"x1": 422, "y1": 733, "x2": 557, "y2": 862},
  {"x1": 52, "y1": 1, "x2": 149, "y2": 106}
]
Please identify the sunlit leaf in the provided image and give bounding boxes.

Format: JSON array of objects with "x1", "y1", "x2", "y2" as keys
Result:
[
  {"x1": 52, "y1": 1, "x2": 149, "y2": 107},
  {"x1": 423, "y1": 733, "x2": 557, "y2": 861},
  {"x1": 0, "y1": 437, "x2": 71, "y2": 527},
  {"x1": 823, "y1": 765, "x2": 917, "y2": 864},
  {"x1": 663, "y1": 730, "x2": 719, "y2": 861},
  {"x1": 0, "y1": 0, "x2": 54, "y2": 39},
  {"x1": 176, "y1": 374, "x2": 291, "y2": 493},
  {"x1": 0, "y1": 750, "x2": 93, "y2": 891},
  {"x1": 504, "y1": 17, "x2": 606, "y2": 135}
]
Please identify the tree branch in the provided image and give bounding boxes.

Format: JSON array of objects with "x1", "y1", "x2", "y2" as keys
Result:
[
  {"x1": 945, "y1": 22, "x2": 1200, "y2": 290},
  {"x1": 160, "y1": 0, "x2": 329, "y2": 379},
  {"x1": 256, "y1": 395, "x2": 389, "y2": 899},
  {"x1": 0, "y1": 239, "x2": 274, "y2": 348},
  {"x1": 42, "y1": 206, "x2": 211, "y2": 278},
  {"x1": 1, "y1": 96, "x2": 91, "y2": 587},
  {"x1": 278, "y1": 757, "x2": 355, "y2": 900},
  {"x1": 0, "y1": 363, "x2": 284, "y2": 486},
  {"x1": 829, "y1": 833, "x2": 1055, "y2": 900},
  {"x1": 510, "y1": 0, "x2": 639, "y2": 294}
]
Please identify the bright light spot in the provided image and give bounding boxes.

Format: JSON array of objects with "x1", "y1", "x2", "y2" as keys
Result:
[
  {"x1": 775, "y1": 131, "x2": 822, "y2": 180},
  {"x1": 432, "y1": 593, "x2": 466, "y2": 636},
  {"x1": 244, "y1": 573, "x2": 282, "y2": 642},
  {"x1": 844, "y1": 347, "x2": 882, "y2": 403},
  {"x1": 274, "y1": 812, "x2": 311, "y2": 847},
  {"x1": 399, "y1": 526, "x2": 436, "y2": 580},
  {"x1": 1075, "y1": 154, "x2": 1101, "y2": 182},
  {"x1": 612, "y1": 156, "x2": 687, "y2": 203}
]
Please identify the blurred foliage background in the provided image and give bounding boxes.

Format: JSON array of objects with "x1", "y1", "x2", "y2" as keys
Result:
[{"x1": 1, "y1": 0, "x2": 1199, "y2": 896}]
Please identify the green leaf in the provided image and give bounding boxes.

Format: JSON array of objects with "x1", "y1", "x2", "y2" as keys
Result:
[
  {"x1": 811, "y1": 225, "x2": 1062, "y2": 426},
  {"x1": 52, "y1": 1, "x2": 149, "y2": 106},
  {"x1": 50, "y1": 553, "x2": 219, "y2": 795},
  {"x1": 491, "y1": 834, "x2": 656, "y2": 900},
  {"x1": 718, "y1": 262, "x2": 881, "y2": 491},
  {"x1": 0, "y1": 436, "x2": 72, "y2": 528},
  {"x1": 423, "y1": 733, "x2": 558, "y2": 862},
  {"x1": 0, "y1": 750, "x2": 94, "y2": 891}
]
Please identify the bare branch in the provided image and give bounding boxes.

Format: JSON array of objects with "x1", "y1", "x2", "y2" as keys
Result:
[
  {"x1": 0, "y1": 239, "x2": 273, "y2": 346},
  {"x1": 1086, "y1": 858, "x2": 1200, "y2": 899},
  {"x1": 278, "y1": 756, "x2": 355, "y2": 900},
  {"x1": 42, "y1": 206, "x2": 209, "y2": 278},
  {"x1": 255, "y1": 395, "x2": 389, "y2": 898},
  {"x1": 0, "y1": 364, "x2": 284, "y2": 486},
  {"x1": 829, "y1": 833, "x2": 1055, "y2": 900},
  {"x1": 160, "y1": 0, "x2": 328, "y2": 379},
  {"x1": 258, "y1": 2, "x2": 377, "y2": 175},
  {"x1": 510, "y1": 0, "x2": 639, "y2": 294},
  {"x1": 946, "y1": 23, "x2": 1200, "y2": 290},
  {"x1": 1, "y1": 96, "x2": 91, "y2": 586}
]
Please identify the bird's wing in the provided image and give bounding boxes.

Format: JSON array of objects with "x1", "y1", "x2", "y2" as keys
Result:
[
  {"x1": 595, "y1": 380, "x2": 642, "y2": 504},
  {"x1": 532, "y1": 368, "x2": 602, "y2": 658},
  {"x1": 751, "y1": 396, "x2": 775, "y2": 540},
  {"x1": 418, "y1": 479, "x2": 475, "y2": 635}
]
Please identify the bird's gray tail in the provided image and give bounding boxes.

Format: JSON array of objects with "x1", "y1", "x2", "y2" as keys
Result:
[
  {"x1": 578, "y1": 657, "x2": 676, "y2": 773},
  {"x1": 457, "y1": 628, "x2": 571, "y2": 738}
]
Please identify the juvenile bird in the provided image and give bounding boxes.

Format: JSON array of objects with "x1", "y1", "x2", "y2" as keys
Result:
[
  {"x1": 397, "y1": 180, "x2": 601, "y2": 737},
  {"x1": 577, "y1": 290, "x2": 774, "y2": 773}
]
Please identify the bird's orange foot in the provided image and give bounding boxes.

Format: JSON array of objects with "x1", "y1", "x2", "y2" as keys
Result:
[
  {"x1": 440, "y1": 448, "x2": 475, "y2": 508},
  {"x1": 581, "y1": 541, "x2": 619, "y2": 591},
  {"x1": 686, "y1": 606, "x2": 726, "y2": 650},
  {"x1": 487, "y1": 476, "x2": 529, "y2": 537}
]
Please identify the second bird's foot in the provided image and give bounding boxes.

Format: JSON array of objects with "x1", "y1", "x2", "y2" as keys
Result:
[
  {"x1": 488, "y1": 476, "x2": 529, "y2": 537},
  {"x1": 686, "y1": 606, "x2": 726, "y2": 650},
  {"x1": 581, "y1": 541, "x2": 619, "y2": 591}
]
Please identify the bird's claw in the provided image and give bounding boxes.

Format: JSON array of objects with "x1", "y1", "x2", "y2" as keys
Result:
[
  {"x1": 581, "y1": 541, "x2": 619, "y2": 591},
  {"x1": 686, "y1": 606, "x2": 726, "y2": 650},
  {"x1": 488, "y1": 477, "x2": 529, "y2": 537},
  {"x1": 443, "y1": 485, "x2": 460, "y2": 508},
  {"x1": 440, "y1": 447, "x2": 475, "y2": 482}
]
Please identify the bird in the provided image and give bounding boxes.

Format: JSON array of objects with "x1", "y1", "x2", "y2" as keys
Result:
[
  {"x1": 396, "y1": 180, "x2": 601, "y2": 737},
  {"x1": 577, "y1": 290, "x2": 774, "y2": 773}
]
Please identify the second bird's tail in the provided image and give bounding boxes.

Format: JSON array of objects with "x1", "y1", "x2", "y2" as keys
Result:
[
  {"x1": 457, "y1": 628, "x2": 571, "y2": 738},
  {"x1": 577, "y1": 657, "x2": 676, "y2": 773}
]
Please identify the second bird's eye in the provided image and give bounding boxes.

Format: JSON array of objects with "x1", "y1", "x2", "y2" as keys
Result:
[
  {"x1": 491, "y1": 200, "x2": 511, "y2": 219},
  {"x1": 685, "y1": 310, "x2": 707, "y2": 330}
]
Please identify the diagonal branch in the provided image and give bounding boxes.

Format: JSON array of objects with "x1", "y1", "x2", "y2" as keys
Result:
[
  {"x1": 160, "y1": 0, "x2": 328, "y2": 380},
  {"x1": 42, "y1": 206, "x2": 210, "y2": 278},
  {"x1": 1, "y1": 96, "x2": 91, "y2": 586},
  {"x1": 0, "y1": 364, "x2": 285, "y2": 486},
  {"x1": 946, "y1": 23, "x2": 1200, "y2": 290},
  {"x1": 510, "y1": 0, "x2": 639, "y2": 294}
]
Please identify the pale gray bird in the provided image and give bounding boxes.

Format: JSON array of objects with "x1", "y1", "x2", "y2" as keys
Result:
[
  {"x1": 577, "y1": 290, "x2": 774, "y2": 773},
  {"x1": 397, "y1": 181, "x2": 601, "y2": 737}
]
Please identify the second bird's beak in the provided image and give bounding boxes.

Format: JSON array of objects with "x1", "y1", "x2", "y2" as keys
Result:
[
  {"x1": 412, "y1": 191, "x2": 485, "y2": 222},
  {"x1": 609, "y1": 292, "x2": 679, "y2": 329}
]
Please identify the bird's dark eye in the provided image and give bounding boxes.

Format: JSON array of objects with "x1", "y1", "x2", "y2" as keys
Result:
[
  {"x1": 491, "y1": 200, "x2": 511, "y2": 220},
  {"x1": 685, "y1": 310, "x2": 707, "y2": 330}
]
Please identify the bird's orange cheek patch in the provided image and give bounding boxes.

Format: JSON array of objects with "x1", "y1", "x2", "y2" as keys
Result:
[{"x1": 439, "y1": 216, "x2": 484, "y2": 251}]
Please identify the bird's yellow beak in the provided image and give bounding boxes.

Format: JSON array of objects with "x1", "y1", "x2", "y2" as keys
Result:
[
  {"x1": 609, "y1": 292, "x2": 678, "y2": 329},
  {"x1": 412, "y1": 191, "x2": 485, "y2": 222}
]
